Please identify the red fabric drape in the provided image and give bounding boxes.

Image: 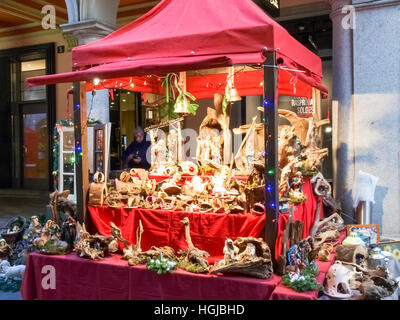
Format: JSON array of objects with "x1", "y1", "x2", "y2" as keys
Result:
[
  {"x1": 21, "y1": 252, "x2": 282, "y2": 300},
  {"x1": 87, "y1": 207, "x2": 265, "y2": 259}
]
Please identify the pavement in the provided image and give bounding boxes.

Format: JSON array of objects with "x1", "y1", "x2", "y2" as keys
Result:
[{"x1": 0, "y1": 189, "x2": 49, "y2": 300}]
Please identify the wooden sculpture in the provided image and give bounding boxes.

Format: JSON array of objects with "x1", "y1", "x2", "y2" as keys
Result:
[
  {"x1": 335, "y1": 244, "x2": 369, "y2": 268},
  {"x1": 178, "y1": 217, "x2": 210, "y2": 273},
  {"x1": 196, "y1": 94, "x2": 232, "y2": 167},
  {"x1": 74, "y1": 224, "x2": 117, "y2": 260},
  {"x1": 211, "y1": 237, "x2": 273, "y2": 279},
  {"x1": 88, "y1": 172, "x2": 107, "y2": 206},
  {"x1": 277, "y1": 206, "x2": 294, "y2": 276},
  {"x1": 115, "y1": 220, "x2": 146, "y2": 266},
  {"x1": 49, "y1": 190, "x2": 72, "y2": 226}
]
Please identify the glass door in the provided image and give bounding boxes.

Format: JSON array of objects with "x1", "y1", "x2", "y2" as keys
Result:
[
  {"x1": 21, "y1": 103, "x2": 49, "y2": 190},
  {"x1": 2, "y1": 43, "x2": 56, "y2": 191}
]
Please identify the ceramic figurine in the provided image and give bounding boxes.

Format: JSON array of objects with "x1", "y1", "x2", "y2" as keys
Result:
[
  {"x1": 342, "y1": 232, "x2": 366, "y2": 247},
  {"x1": 0, "y1": 260, "x2": 25, "y2": 280},
  {"x1": 0, "y1": 239, "x2": 12, "y2": 260},
  {"x1": 28, "y1": 216, "x2": 42, "y2": 238},
  {"x1": 245, "y1": 137, "x2": 255, "y2": 170},
  {"x1": 223, "y1": 238, "x2": 239, "y2": 263},
  {"x1": 324, "y1": 261, "x2": 353, "y2": 299},
  {"x1": 211, "y1": 136, "x2": 222, "y2": 165},
  {"x1": 167, "y1": 129, "x2": 178, "y2": 163},
  {"x1": 154, "y1": 139, "x2": 168, "y2": 165}
]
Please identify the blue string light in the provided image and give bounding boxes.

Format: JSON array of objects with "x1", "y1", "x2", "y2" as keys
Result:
[
  {"x1": 270, "y1": 202, "x2": 276, "y2": 208},
  {"x1": 267, "y1": 185, "x2": 272, "y2": 192},
  {"x1": 263, "y1": 99, "x2": 269, "y2": 107}
]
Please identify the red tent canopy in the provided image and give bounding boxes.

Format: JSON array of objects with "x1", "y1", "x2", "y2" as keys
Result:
[{"x1": 27, "y1": 0, "x2": 327, "y2": 93}]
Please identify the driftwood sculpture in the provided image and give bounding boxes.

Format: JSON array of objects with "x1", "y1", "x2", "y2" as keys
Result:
[
  {"x1": 60, "y1": 213, "x2": 77, "y2": 250},
  {"x1": 278, "y1": 125, "x2": 298, "y2": 168},
  {"x1": 117, "y1": 220, "x2": 146, "y2": 266},
  {"x1": 340, "y1": 263, "x2": 399, "y2": 300},
  {"x1": 301, "y1": 144, "x2": 329, "y2": 172},
  {"x1": 178, "y1": 217, "x2": 210, "y2": 273},
  {"x1": 49, "y1": 190, "x2": 70, "y2": 225},
  {"x1": 335, "y1": 244, "x2": 369, "y2": 268},
  {"x1": 211, "y1": 237, "x2": 273, "y2": 279},
  {"x1": 143, "y1": 246, "x2": 176, "y2": 260},
  {"x1": 315, "y1": 213, "x2": 345, "y2": 233},
  {"x1": 278, "y1": 109, "x2": 312, "y2": 147},
  {"x1": 312, "y1": 228, "x2": 340, "y2": 247},
  {"x1": 110, "y1": 222, "x2": 130, "y2": 249},
  {"x1": 289, "y1": 220, "x2": 304, "y2": 248},
  {"x1": 74, "y1": 224, "x2": 117, "y2": 260},
  {"x1": 277, "y1": 206, "x2": 294, "y2": 276},
  {"x1": 88, "y1": 172, "x2": 107, "y2": 206}
]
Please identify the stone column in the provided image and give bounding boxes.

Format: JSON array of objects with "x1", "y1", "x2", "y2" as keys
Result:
[
  {"x1": 326, "y1": 0, "x2": 355, "y2": 223},
  {"x1": 62, "y1": 0, "x2": 120, "y2": 45},
  {"x1": 61, "y1": 0, "x2": 120, "y2": 123},
  {"x1": 327, "y1": 0, "x2": 400, "y2": 239}
]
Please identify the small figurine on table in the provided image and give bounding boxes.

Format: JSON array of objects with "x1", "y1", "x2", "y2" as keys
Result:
[
  {"x1": 167, "y1": 130, "x2": 178, "y2": 163},
  {"x1": 245, "y1": 137, "x2": 255, "y2": 171},
  {"x1": 211, "y1": 136, "x2": 222, "y2": 165}
]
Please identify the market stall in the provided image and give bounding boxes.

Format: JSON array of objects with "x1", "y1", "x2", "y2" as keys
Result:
[{"x1": 19, "y1": 0, "x2": 397, "y2": 301}]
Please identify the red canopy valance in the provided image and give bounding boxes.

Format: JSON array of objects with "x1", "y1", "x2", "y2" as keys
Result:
[{"x1": 26, "y1": 0, "x2": 327, "y2": 94}]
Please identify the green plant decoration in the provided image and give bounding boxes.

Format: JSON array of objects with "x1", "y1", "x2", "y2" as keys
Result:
[
  {"x1": 282, "y1": 273, "x2": 321, "y2": 292},
  {"x1": 298, "y1": 160, "x2": 319, "y2": 177},
  {"x1": 174, "y1": 90, "x2": 199, "y2": 115},
  {"x1": 159, "y1": 100, "x2": 178, "y2": 120},
  {"x1": 146, "y1": 253, "x2": 177, "y2": 274},
  {"x1": 159, "y1": 74, "x2": 179, "y2": 120},
  {"x1": 222, "y1": 84, "x2": 230, "y2": 116}
]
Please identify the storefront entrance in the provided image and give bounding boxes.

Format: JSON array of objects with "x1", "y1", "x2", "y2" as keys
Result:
[{"x1": 0, "y1": 44, "x2": 55, "y2": 191}]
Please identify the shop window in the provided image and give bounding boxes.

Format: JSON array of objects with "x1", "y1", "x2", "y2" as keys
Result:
[{"x1": 20, "y1": 59, "x2": 46, "y2": 101}]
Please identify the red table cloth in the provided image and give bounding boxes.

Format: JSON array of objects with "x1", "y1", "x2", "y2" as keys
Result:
[
  {"x1": 21, "y1": 232, "x2": 346, "y2": 300},
  {"x1": 88, "y1": 207, "x2": 265, "y2": 258},
  {"x1": 21, "y1": 252, "x2": 281, "y2": 300}
]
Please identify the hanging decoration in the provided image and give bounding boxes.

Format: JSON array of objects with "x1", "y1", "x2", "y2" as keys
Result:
[
  {"x1": 222, "y1": 67, "x2": 241, "y2": 115},
  {"x1": 159, "y1": 74, "x2": 178, "y2": 120},
  {"x1": 172, "y1": 73, "x2": 199, "y2": 116}
]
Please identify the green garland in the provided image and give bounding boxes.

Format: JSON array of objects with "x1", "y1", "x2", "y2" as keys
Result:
[
  {"x1": 159, "y1": 75, "x2": 178, "y2": 120},
  {"x1": 282, "y1": 273, "x2": 320, "y2": 292},
  {"x1": 146, "y1": 254, "x2": 177, "y2": 274},
  {"x1": 282, "y1": 263, "x2": 322, "y2": 292}
]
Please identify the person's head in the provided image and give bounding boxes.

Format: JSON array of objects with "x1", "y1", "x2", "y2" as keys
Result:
[{"x1": 133, "y1": 127, "x2": 145, "y2": 143}]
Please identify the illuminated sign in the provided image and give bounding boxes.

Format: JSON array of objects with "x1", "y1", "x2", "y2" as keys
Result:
[{"x1": 252, "y1": 0, "x2": 280, "y2": 17}]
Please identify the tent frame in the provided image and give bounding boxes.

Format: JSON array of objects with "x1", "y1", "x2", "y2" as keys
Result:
[{"x1": 71, "y1": 51, "x2": 283, "y2": 263}]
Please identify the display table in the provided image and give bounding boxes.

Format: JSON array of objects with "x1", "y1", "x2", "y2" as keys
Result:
[
  {"x1": 21, "y1": 252, "x2": 282, "y2": 300},
  {"x1": 88, "y1": 207, "x2": 265, "y2": 258},
  {"x1": 21, "y1": 240, "x2": 342, "y2": 300}
]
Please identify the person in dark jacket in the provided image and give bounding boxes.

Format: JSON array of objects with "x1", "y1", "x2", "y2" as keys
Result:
[{"x1": 122, "y1": 127, "x2": 151, "y2": 170}]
